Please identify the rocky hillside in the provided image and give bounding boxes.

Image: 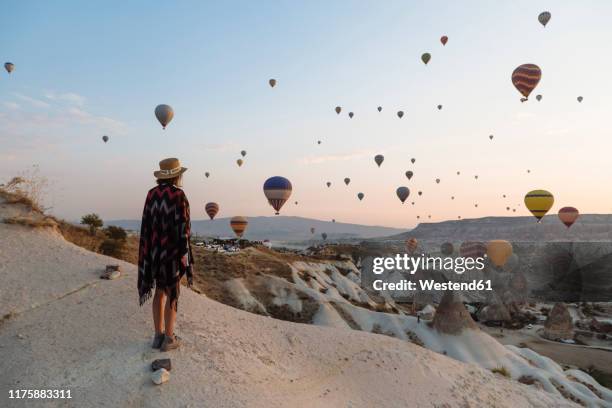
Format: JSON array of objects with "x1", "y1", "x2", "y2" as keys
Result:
[
  {"x1": 385, "y1": 215, "x2": 612, "y2": 242},
  {"x1": 2, "y1": 196, "x2": 611, "y2": 406}
]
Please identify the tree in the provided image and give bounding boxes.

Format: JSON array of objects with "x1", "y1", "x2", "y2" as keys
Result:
[
  {"x1": 105, "y1": 225, "x2": 127, "y2": 241},
  {"x1": 81, "y1": 213, "x2": 103, "y2": 235}
]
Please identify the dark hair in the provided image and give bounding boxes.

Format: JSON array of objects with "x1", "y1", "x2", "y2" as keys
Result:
[{"x1": 157, "y1": 176, "x2": 180, "y2": 185}]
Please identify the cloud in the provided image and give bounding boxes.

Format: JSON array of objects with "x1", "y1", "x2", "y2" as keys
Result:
[
  {"x1": 65, "y1": 107, "x2": 128, "y2": 134},
  {"x1": 298, "y1": 149, "x2": 378, "y2": 165},
  {"x1": 14, "y1": 93, "x2": 50, "y2": 108},
  {"x1": 2, "y1": 101, "x2": 20, "y2": 110},
  {"x1": 44, "y1": 91, "x2": 86, "y2": 106}
]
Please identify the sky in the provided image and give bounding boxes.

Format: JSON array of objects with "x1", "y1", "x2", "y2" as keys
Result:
[{"x1": 1, "y1": 1, "x2": 612, "y2": 228}]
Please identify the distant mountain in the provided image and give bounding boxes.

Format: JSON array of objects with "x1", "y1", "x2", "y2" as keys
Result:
[
  {"x1": 107, "y1": 216, "x2": 406, "y2": 242},
  {"x1": 381, "y1": 214, "x2": 612, "y2": 242}
]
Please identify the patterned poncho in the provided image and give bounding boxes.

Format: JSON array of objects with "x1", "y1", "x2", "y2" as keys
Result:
[{"x1": 138, "y1": 182, "x2": 193, "y2": 307}]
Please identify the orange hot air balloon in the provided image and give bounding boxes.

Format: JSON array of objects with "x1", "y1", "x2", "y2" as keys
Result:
[
  {"x1": 558, "y1": 207, "x2": 579, "y2": 228},
  {"x1": 440, "y1": 36, "x2": 448, "y2": 46},
  {"x1": 230, "y1": 216, "x2": 248, "y2": 238},
  {"x1": 486, "y1": 240, "x2": 513, "y2": 267},
  {"x1": 205, "y1": 202, "x2": 219, "y2": 220},
  {"x1": 512, "y1": 64, "x2": 541, "y2": 101},
  {"x1": 406, "y1": 238, "x2": 418, "y2": 254}
]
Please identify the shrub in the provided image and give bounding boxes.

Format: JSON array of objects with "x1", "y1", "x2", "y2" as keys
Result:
[
  {"x1": 491, "y1": 366, "x2": 511, "y2": 378},
  {"x1": 105, "y1": 225, "x2": 127, "y2": 241},
  {"x1": 81, "y1": 213, "x2": 103, "y2": 235},
  {"x1": 99, "y1": 239, "x2": 125, "y2": 258}
]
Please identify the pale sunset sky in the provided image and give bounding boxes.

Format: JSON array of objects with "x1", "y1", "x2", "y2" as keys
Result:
[{"x1": 1, "y1": 1, "x2": 611, "y2": 228}]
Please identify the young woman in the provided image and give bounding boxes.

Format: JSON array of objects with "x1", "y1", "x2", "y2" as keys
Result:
[{"x1": 138, "y1": 158, "x2": 193, "y2": 352}]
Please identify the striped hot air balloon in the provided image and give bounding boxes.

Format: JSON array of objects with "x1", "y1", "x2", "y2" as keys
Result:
[
  {"x1": 263, "y1": 176, "x2": 292, "y2": 215},
  {"x1": 205, "y1": 202, "x2": 219, "y2": 220},
  {"x1": 524, "y1": 189, "x2": 554, "y2": 222},
  {"x1": 511, "y1": 64, "x2": 541, "y2": 101},
  {"x1": 230, "y1": 216, "x2": 248, "y2": 238},
  {"x1": 558, "y1": 207, "x2": 579, "y2": 228},
  {"x1": 460, "y1": 241, "x2": 487, "y2": 259},
  {"x1": 406, "y1": 238, "x2": 418, "y2": 254}
]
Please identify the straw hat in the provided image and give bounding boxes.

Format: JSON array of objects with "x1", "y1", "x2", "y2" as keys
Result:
[{"x1": 154, "y1": 158, "x2": 188, "y2": 180}]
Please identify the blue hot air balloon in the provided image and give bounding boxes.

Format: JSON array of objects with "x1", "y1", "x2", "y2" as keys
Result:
[{"x1": 263, "y1": 176, "x2": 293, "y2": 215}]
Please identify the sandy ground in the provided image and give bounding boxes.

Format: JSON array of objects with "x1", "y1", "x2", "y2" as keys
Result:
[{"x1": 0, "y1": 203, "x2": 575, "y2": 407}]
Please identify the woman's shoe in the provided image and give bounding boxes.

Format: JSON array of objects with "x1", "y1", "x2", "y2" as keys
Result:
[
  {"x1": 160, "y1": 334, "x2": 181, "y2": 352},
  {"x1": 152, "y1": 333, "x2": 165, "y2": 349}
]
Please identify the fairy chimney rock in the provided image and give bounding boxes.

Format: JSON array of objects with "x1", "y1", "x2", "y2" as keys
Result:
[{"x1": 433, "y1": 291, "x2": 478, "y2": 334}]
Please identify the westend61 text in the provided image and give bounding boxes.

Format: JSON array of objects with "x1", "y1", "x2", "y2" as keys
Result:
[{"x1": 372, "y1": 279, "x2": 493, "y2": 292}]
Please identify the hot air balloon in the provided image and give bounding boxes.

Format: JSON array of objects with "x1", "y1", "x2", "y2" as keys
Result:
[
  {"x1": 269, "y1": 79, "x2": 277, "y2": 87},
  {"x1": 154, "y1": 104, "x2": 174, "y2": 129},
  {"x1": 263, "y1": 176, "x2": 292, "y2": 215},
  {"x1": 435, "y1": 178, "x2": 440, "y2": 184},
  {"x1": 418, "y1": 191, "x2": 422, "y2": 196},
  {"x1": 489, "y1": 135, "x2": 494, "y2": 140},
  {"x1": 332, "y1": 219, "x2": 336, "y2": 223},
  {"x1": 335, "y1": 106, "x2": 342, "y2": 114},
  {"x1": 348, "y1": 112, "x2": 354, "y2": 118},
  {"x1": 411, "y1": 202, "x2": 415, "y2": 205},
  {"x1": 321, "y1": 232, "x2": 328, "y2": 240},
  {"x1": 487, "y1": 240, "x2": 513, "y2": 267},
  {"x1": 441, "y1": 242, "x2": 453, "y2": 255},
  {"x1": 428, "y1": 215, "x2": 431, "y2": 219},
  {"x1": 310, "y1": 227, "x2": 315, "y2": 234},
  {"x1": 456, "y1": 171, "x2": 460, "y2": 175},
  {"x1": 241, "y1": 150, "x2": 247, "y2": 157},
  {"x1": 474, "y1": 175, "x2": 478, "y2": 179},
  {"x1": 377, "y1": 106, "x2": 382, "y2": 112},
  {"x1": 538, "y1": 11, "x2": 551, "y2": 27},
  {"x1": 451, "y1": 196, "x2": 455, "y2": 200},
  {"x1": 374, "y1": 154, "x2": 384, "y2": 167},
  {"x1": 475, "y1": 204, "x2": 478, "y2": 208},
  {"x1": 527, "y1": 169, "x2": 531, "y2": 173},
  {"x1": 344, "y1": 177, "x2": 351, "y2": 186},
  {"x1": 558, "y1": 207, "x2": 579, "y2": 228},
  {"x1": 536, "y1": 94, "x2": 542, "y2": 101},
  {"x1": 411, "y1": 158, "x2": 416, "y2": 164},
  {"x1": 502, "y1": 194, "x2": 506, "y2": 198},
  {"x1": 524, "y1": 189, "x2": 554, "y2": 222},
  {"x1": 506, "y1": 207, "x2": 510, "y2": 211},
  {"x1": 357, "y1": 192, "x2": 364, "y2": 201},
  {"x1": 577, "y1": 96, "x2": 583, "y2": 103},
  {"x1": 317, "y1": 140, "x2": 321, "y2": 145},
  {"x1": 230, "y1": 216, "x2": 248, "y2": 238},
  {"x1": 421, "y1": 53, "x2": 431, "y2": 65},
  {"x1": 397, "y1": 111, "x2": 404, "y2": 119},
  {"x1": 406, "y1": 238, "x2": 418, "y2": 254},
  {"x1": 4, "y1": 62, "x2": 14, "y2": 74},
  {"x1": 326, "y1": 182, "x2": 331, "y2": 188},
  {"x1": 396, "y1": 186, "x2": 410, "y2": 203},
  {"x1": 440, "y1": 36, "x2": 448, "y2": 46},
  {"x1": 205, "y1": 172, "x2": 210, "y2": 178},
  {"x1": 437, "y1": 105, "x2": 442, "y2": 110},
  {"x1": 102, "y1": 135, "x2": 109, "y2": 143},
  {"x1": 205, "y1": 202, "x2": 219, "y2": 220},
  {"x1": 511, "y1": 64, "x2": 541, "y2": 101},
  {"x1": 294, "y1": 201, "x2": 298, "y2": 205},
  {"x1": 460, "y1": 241, "x2": 486, "y2": 259},
  {"x1": 405, "y1": 171, "x2": 414, "y2": 180},
  {"x1": 237, "y1": 159, "x2": 244, "y2": 167}
]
